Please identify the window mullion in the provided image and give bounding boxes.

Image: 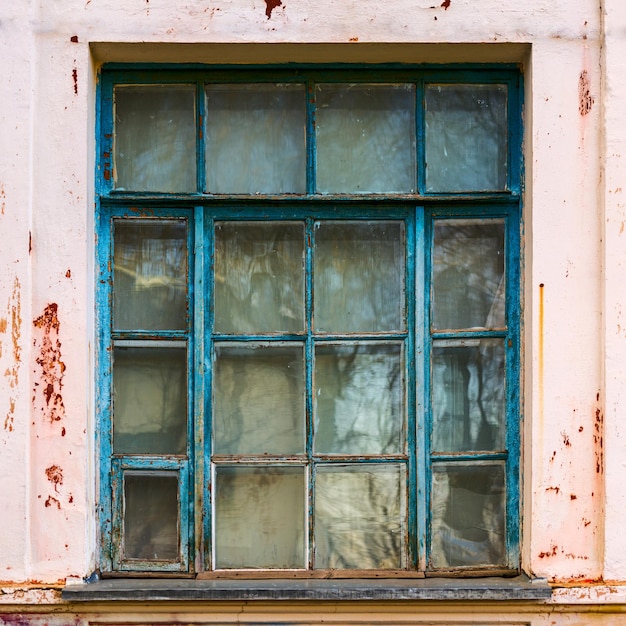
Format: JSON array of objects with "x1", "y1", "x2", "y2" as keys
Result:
[
  {"x1": 196, "y1": 80, "x2": 206, "y2": 194},
  {"x1": 306, "y1": 80, "x2": 316, "y2": 195},
  {"x1": 305, "y1": 216, "x2": 315, "y2": 569},
  {"x1": 202, "y1": 210, "x2": 214, "y2": 571}
]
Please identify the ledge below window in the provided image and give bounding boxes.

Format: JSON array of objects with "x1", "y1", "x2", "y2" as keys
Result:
[{"x1": 62, "y1": 575, "x2": 551, "y2": 603}]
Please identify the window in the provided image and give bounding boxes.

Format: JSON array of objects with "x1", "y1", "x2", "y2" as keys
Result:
[{"x1": 96, "y1": 66, "x2": 522, "y2": 576}]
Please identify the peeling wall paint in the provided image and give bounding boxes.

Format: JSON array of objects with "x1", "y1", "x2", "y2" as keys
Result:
[{"x1": 32, "y1": 304, "x2": 65, "y2": 425}]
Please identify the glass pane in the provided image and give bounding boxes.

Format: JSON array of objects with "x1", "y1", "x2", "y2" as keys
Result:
[
  {"x1": 213, "y1": 344, "x2": 305, "y2": 455},
  {"x1": 214, "y1": 222, "x2": 305, "y2": 334},
  {"x1": 114, "y1": 220, "x2": 188, "y2": 331},
  {"x1": 113, "y1": 347, "x2": 187, "y2": 455},
  {"x1": 114, "y1": 85, "x2": 196, "y2": 192},
  {"x1": 431, "y1": 339, "x2": 505, "y2": 453},
  {"x1": 316, "y1": 84, "x2": 416, "y2": 193},
  {"x1": 314, "y1": 343, "x2": 403, "y2": 455},
  {"x1": 205, "y1": 84, "x2": 306, "y2": 194},
  {"x1": 425, "y1": 84, "x2": 508, "y2": 192},
  {"x1": 430, "y1": 463, "x2": 506, "y2": 568},
  {"x1": 315, "y1": 464, "x2": 406, "y2": 569},
  {"x1": 314, "y1": 221, "x2": 405, "y2": 333},
  {"x1": 124, "y1": 473, "x2": 179, "y2": 560},
  {"x1": 215, "y1": 466, "x2": 305, "y2": 569},
  {"x1": 432, "y1": 219, "x2": 505, "y2": 330}
]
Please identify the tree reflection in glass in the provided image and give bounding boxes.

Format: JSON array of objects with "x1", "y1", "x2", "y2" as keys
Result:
[
  {"x1": 432, "y1": 219, "x2": 505, "y2": 330},
  {"x1": 314, "y1": 343, "x2": 403, "y2": 455},
  {"x1": 214, "y1": 222, "x2": 305, "y2": 334},
  {"x1": 314, "y1": 221, "x2": 405, "y2": 333}
]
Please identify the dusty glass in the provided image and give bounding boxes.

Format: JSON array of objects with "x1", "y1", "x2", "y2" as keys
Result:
[
  {"x1": 124, "y1": 472, "x2": 179, "y2": 561},
  {"x1": 213, "y1": 344, "x2": 305, "y2": 455},
  {"x1": 315, "y1": 464, "x2": 406, "y2": 569},
  {"x1": 205, "y1": 84, "x2": 306, "y2": 194},
  {"x1": 315, "y1": 84, "x2": 416, "y2": 193},
  {"x1": 114, "y1": 85, "x2": 196, "y2": 192},
  {"x1": 425, "y1": 84, "x2": 508, "y2": 192},
  {"x1": 314, "y1": 343, "x2": 404, "y2": 455},
  {"x1": 113, "y1": 219, "x2": 188, "y2": 331},
  {"x1": 430, "y1": 463, "x2": 506, "y2": 568},
  {"x1": 214, "y1": 222, "x2": 305, "y2": 334},
  {"x1": 431, "y1": 339, "x2": 505, "y2": 453},
  {"x1": 314, "y1": 221, "x2": 405, "y2": 333},
  {"x1": 214, "y1": 466, "x2": 305, "y2": 569},
  {"x1": 113, "y1": 347, "x2": 187, "y2": 455},
  {"x1": 432, "y1": 219, "x2": 505, "y2": 330}
]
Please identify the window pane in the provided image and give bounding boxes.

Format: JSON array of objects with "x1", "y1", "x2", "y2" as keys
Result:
[
  {"x1": 431, "y1": 339, "x2": 505, "y2": 453},
  {"x1": 430, "y1": 463, "x2": 506, "y2": 568},
  {"x1": 315, "y1": 464, "x2": 406, "y2": 569},
  {"x1": 314, "y1": 221, "x2": 405, "y2": 333},
  {"x1": 432, "y1": 219, "x2": 505, "y2": 330},
  {"x1": 425, "y1": 84, "x2": 508, "y2": 192},
  {"x1": 314, "y1": 343, "x2": 404, "y2": 455},
  {"x1": 114, "y1": 220, "x2": 188, "y2": 331},
  {"x1": 124, "y1": 473, "x2": 179, "y2": 560},
  {"x1": 214, "y1": 222, "x2": 305, "y2": 334},
  {"x1": 315, "y1": 84, "x2": 416, "y2": 193},
  {"x1": 214, "y1": 466, "x2": 305, "y2": 569},
  {"x1": 213, "y1": 344, "x2": 305, "y2": 455},
  {"x1": 113, "y1": 347, "x2": 187, "y2": 455},
  {"x1": 205, "y1": 84, "x2": 306, "y2": 194},
  {"x1": 114, "y1": 85, "x2": 196, "y2": 192}
]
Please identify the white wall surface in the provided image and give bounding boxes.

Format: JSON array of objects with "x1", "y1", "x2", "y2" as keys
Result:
[{"x1": 0, "y1": 0, "x2": 624, "y2": 600}]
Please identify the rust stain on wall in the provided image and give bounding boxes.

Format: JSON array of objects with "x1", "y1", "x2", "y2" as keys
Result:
[
  {"x1": 538, "y1": 545, "x2": 558, "y2": 558},
  {"x1": 72, "y1": 67, "x2": 78, "y2": 95},
  {"x1": 0, "y1": 183, "x2": 5, "y2": 215},
  {"x1": 441, "y1": 0, "x2": 451, "y2": 8},
  {"x1": 44, "y1": 495, "x2": 61, "y2": 509},
  {"x1": 2, "y1": 277, "x2": 21, "y2": 433},
  {"x1": 45, "y1": 465, "x2": 63, "y2": 491},
  {"x1": 264, "y1": 0, "x2": 282, "y2": 19},
  {"x1": 594, "y1": 399, "x2": 604, "y2": 474},
  {"x1": 578, "y1": 70, "x2": 594, "y2": 116},
  {"x1": 33, "y1": 303, "x2": 66, "y2": 424}
]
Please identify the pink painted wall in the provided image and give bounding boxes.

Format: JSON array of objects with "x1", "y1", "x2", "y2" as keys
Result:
[{"x1": 0, "y1": 0, "x2": 626, "y2": 616}]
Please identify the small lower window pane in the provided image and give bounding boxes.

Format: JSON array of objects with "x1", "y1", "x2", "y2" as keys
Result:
[
  {"x1": 314, "y1": 221, "x2": 405, "y2": 333},
  {"x1": 213, "y1": 344, "x2": 305, "y2": 455},
  {"x1": 124, "y1": 473, "x2": 179, "y2": 561},
  {"x1": 431, "y1": 339, "x2": 505, "y2": 453},
  {"x1": 432, "y1": 218, "x2": 505, "y2": 330},
  {"x1": 430, "y1": 463, "x2": 506, "y2": 568},
  {"x1": 113, "y1": 347, "x2": 187, "y2": 455},
  {"x1": 314, "y1": 343, "x2": 404, "y2": 455},
  {"x1": 315, "y1": 464, "x2": 406, "y2": 569},
  {"x1": 214, "y1": 221, "x2": 305, "y2": 334},
  {"x1": 214, "y1": 466, "x2": 306, "y2": 569}
]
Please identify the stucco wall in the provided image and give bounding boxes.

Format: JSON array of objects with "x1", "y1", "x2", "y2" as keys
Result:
[{"x1": 1, "y1": 0, "x2": 626, "y2": 618}]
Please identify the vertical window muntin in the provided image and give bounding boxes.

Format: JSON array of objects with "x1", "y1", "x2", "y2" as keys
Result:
[{"x1": 97, "y1": 68, "x2": 521, "y2": 576}]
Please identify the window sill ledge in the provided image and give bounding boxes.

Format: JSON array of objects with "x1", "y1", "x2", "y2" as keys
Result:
[{"x1": 62, "y1": 575, "x2": 551, "y2": 603}]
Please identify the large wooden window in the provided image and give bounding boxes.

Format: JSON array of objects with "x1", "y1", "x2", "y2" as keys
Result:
[{"x1": 96, "y1": 66, "x2": 522, "y2": 576}]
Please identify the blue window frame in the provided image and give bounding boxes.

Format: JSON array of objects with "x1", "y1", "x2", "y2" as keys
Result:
[{"x1": 96, "y1": 66, "x2": 522, "y2": 576}]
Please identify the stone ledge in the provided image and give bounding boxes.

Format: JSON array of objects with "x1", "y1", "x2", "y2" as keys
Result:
[{"x1": 62, "y1": 575, "x2": 551, "y2": 603}]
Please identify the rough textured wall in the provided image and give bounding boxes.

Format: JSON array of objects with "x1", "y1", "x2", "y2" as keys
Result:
[{"x1": 0, "y1": 0, "x2": 622, "y2": 600}]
